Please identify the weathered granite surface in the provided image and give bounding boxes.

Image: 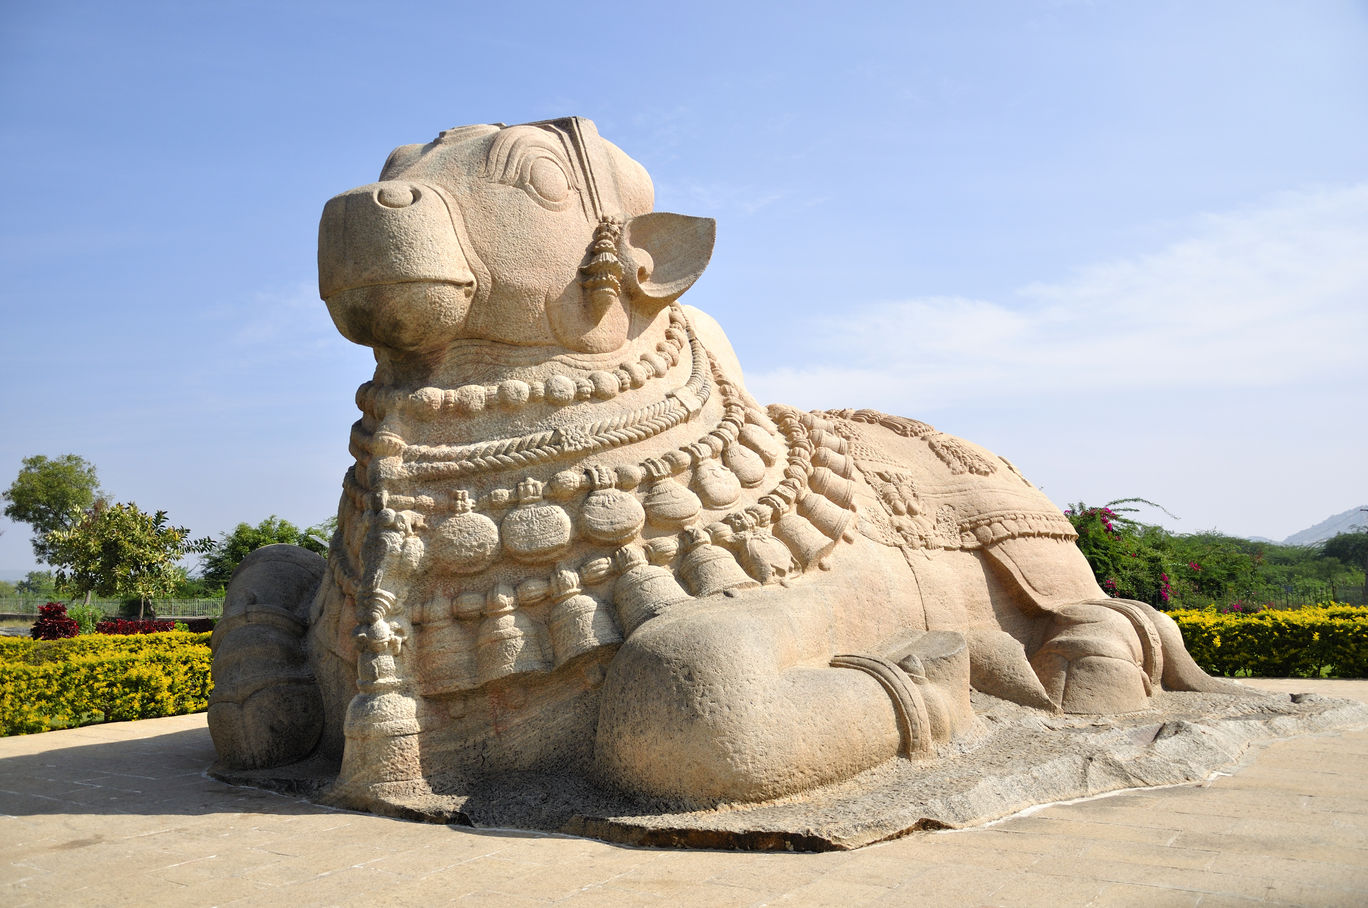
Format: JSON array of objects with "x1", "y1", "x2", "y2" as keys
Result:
[
  {"x1": 213, "y1": 687, "x2": 1368, "y2": 850},
  {"x1": 207, "y1": 117, "x2": 1368, "y2": 848}
]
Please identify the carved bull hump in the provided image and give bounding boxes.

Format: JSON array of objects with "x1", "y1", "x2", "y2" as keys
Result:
[{"x1": 209, "y1": 117, "x2": 1240, "y2": 833}]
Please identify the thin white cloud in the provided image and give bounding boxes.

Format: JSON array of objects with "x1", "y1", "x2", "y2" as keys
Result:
[
  {"x1": 202, "y1": 280, "x2": 339, "y2": 352},
  {"x1": 748, "y1": 183, "x2": 1368, "y2": 411}
]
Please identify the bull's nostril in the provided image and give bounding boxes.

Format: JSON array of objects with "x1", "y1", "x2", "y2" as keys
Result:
[{"x1": 376, "y1": 185, "x2": 418, "y2": 209}]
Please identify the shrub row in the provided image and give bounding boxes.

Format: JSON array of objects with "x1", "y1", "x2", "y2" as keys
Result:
[
  {"x1": 0, "y1": 632, "x2": 212, "y2": 735},
  {"x1": 20, "y1": 603, "x2": 216, "y2": 639},
  {"x1": 1169, "y1": 604, "x2": 1368, "y2": 678},
  {"x1": 96, "y1": 618, "x2": 184, "y2": 634}
]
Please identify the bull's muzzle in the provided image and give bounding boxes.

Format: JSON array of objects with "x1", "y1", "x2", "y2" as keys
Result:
[{"x1": 318, "y1": 181, "x2": 478, "y2": 352}]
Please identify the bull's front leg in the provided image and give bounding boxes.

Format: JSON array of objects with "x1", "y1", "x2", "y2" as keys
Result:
[
  {"x1": 594, "y1": 594, "x2": 974, "y2": 806},
  {"x1": 981, "y1": 536, "x2": 1244, "y2": 714}
]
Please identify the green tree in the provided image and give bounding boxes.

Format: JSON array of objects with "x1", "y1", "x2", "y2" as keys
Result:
[
  {"x1": 0, "y1": 579, "x2": 15, "y2": 598},
  {"x1": 2, "y1": 454, "x2": 103, "y2": 563},
  {"x1": 44, "y1": 502, "x2": 211, "y2": 619},
  {"x1": 200, "y1": 515, "x2": 330, "y2": 588},
  {"x1": 1322, "y1": 532, "x2": 1368, "y2": 570},
  {"x1": 1323, "y1": 531, "x2": 1368, "y2": 602},
  {"x1": 15, "y1": 570, "x2": 56, "y2": 598}
]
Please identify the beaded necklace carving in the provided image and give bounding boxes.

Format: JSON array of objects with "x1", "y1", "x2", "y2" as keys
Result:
[{"x1": 330, "y1": 306, "x2": 862, "y2": 696}]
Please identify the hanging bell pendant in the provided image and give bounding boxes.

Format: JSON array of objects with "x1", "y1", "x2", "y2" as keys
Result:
[
  {"x1": 692, "y1": 458, "x2": 742, "y2": 509},
  {"x1": 773, "y1": 511, "x2": 837, "y2": 569},
  {"x1": 809, "y1": 466, "x2": 856, "y2": 509},
  {"x1": 723, "y1": 441, "x2": 767, "y2": 487},
  {"x1": 738, "y1": 422, "x2": 784, "y2": 466},
  {"x1": 612, "y1": 546, "x2": 691, "y2": 636},
  {"x1": 797, "y1": 490, "x2": 855, "y2": 541},
  {"x1": 476, "y1": 588, "x2": 551, "y2": 686},
  {"x1": 549, "y1": 592, "x2": 621, "y2": 666},
  {"x1": 430, "y1": 491, "x2": 500, "y2": 574},
  {"x1": 580, "y1": 487, "x2": 645, "y2": 545},
  {"x1": 737, "y1": 530, "x2": 796, "y2": 584},
  {"x1": 416, "y1": 620, "x2": 480, "y2": 695},
  {"x1": 811, "y1": 446, "x2": 853, "y2": 479},
  {"x1": 502, "y1": 478, "x2": 573, "y2": 563},
  {"x1": 678, "y1": 528, "x2": 758, "y2": 597},
  {"x1": 807, "y1": 426, "x2": 849, "y2": 454},
  {"x1": 642, "y1": 475, "x2": 701, "y2": 529}
]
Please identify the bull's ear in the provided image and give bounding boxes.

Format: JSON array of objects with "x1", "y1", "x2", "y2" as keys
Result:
[{"x1": 619, "y1": 213, "x2": 715, "y2": 311}]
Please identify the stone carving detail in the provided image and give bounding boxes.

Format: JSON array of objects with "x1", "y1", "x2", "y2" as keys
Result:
[{"x1": 208, "y1": 116, "x2": 1272, "y2": 847}]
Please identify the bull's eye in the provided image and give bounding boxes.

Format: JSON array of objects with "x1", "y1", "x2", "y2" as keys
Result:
[
  {"x1": 483, "y1": 126, "x2": 581, "y2": 211},
  {"x1": 528, "y1": 157, "x2": 570, "y2": 202},
  {"x1": 522, "y1": 155, "x2": 572, "y2": 208}
]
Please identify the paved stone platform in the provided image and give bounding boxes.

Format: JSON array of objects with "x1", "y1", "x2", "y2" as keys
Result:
[{"x1": 2, "y1": 679, "x2": 1367, "y2": 906}]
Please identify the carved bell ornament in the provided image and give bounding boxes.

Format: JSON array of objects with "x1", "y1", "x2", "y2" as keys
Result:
[
  {"x1": 726, "y1": 513, "x2": 795, "y2": 584},
  {"x1": 797, "y1": 490, "x2": 855, "y2": 541},
  {"x1": 773, "y1": 511, "x2": 837, "y2": 569},
  {"x1": 501, "y1": 479, "x2": 573, "y2": 563},
  {"x1": 641, "y1": 473, "x2": 701, "y2": 530},
  {"x1": 580, "y1": 487, "x2": 646, "y2": 545},
  {"x1": 547, "y1": 567, "x2": 622, "y2": 666},
  {"x1": 429, "y1": 491, "x2": 500, "y2": 574},
  {"x1": 808, "y1": 466, "x2": 856, "y2": 509},
  {"x1": 678, "y1": 527, "x2": 757, "y2": 598},
  {"x1": 475, "y1": 584, "x2": 550, "y2": 684},
  {"x1": 612, "y1": 546, "x2": 690, "y2": 636},
  {"x1": 738, "y1": 421, "x2": 784, "y2": 466},
  {"x1": 691, "y1": 458, "x2": 742, "y2": 508},
  {"x1": 723, "y1": 441, "x2": 767, "y2": 487}
]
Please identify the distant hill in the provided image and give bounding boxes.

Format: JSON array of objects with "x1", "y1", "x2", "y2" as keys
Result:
[{"x1": 1283, "y1": 506, "x2": 1368, "y2": 546}]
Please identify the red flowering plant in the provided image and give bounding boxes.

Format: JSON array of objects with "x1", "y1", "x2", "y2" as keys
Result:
[
  {"x1": 95, "y1": 618, "x2": 176, "y2": 635},
  {"x1": 30, "y1": 602, "x2": 79, "y2": 640}
]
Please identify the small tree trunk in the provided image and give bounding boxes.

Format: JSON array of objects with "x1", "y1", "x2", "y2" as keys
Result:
[{"x1": 139, "y1": 597, "x2": 146, "y2": 621}]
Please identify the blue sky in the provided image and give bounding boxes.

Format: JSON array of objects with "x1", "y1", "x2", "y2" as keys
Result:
[{"x1": 2, "y1": 0, "x2": 1366, "y2": 577}]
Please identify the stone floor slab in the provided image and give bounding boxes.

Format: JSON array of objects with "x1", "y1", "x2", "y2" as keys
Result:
[{"x1": 2, "y1": 678, "x2": 1368, "y2": 906}]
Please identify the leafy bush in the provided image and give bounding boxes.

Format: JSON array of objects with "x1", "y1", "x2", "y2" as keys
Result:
[
  {"x1": 1068, "y1": 500, "x2": 1365, "y2": 610},
  {"x1": 66, "y1": 602, "x2": 102, "y2": 635},
  {"x1": 0, "y1": 632, "x2": 211, "y2": 735},
  {"x1": 30, "y1": 602, "x2": 78, "y2": 640},
  {"x1": 1170, "y1": 604, "x2": 1368, "y2": 678}
]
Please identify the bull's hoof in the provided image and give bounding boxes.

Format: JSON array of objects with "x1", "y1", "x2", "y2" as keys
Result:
[{"x1": 884, "y1": 629, "x2": 977, "y2": 742}]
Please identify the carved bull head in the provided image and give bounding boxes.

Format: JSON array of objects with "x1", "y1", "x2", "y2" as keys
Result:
[{"x1": 318, "y1": 117, "x2": 716, "y2": 356}]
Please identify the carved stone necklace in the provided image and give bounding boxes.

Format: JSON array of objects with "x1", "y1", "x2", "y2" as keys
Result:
[
  {"x1": 353, "y1": 306, "x2": 693, "y2": 421},
  {"x1": 329, "y1": 307, "x2": 862, "y2": 696}
]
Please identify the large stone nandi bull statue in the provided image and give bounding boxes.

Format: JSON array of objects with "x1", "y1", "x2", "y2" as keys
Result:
[{"x1": 208, "y1": 117, "x2": 1246, "y2": 839}]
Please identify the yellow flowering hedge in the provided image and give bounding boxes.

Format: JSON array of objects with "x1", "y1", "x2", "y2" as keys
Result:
[
  {"x1": 0, "y1": 632, "x2": 212, "y2": 736},
  {"x1": 1169, "y1": 604, "x2": 1368, "y2": 678}
]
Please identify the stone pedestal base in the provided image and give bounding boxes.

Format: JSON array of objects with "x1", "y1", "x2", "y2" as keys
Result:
[{"x1": 210, "y1": 686, "x2": 1368, "y2": 851}]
